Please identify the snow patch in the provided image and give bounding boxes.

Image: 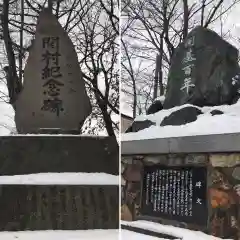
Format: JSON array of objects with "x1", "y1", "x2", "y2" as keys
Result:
[
  {"x1": 121, "y1": 221, "x2": 231, "y2": 240},
  {"x1": 122, "y1": 100, "x2": 240, "y2": 141},
  {"x1": 121, "y1": 229, "x2": 169, "y2": 239},
  {"x1": 0, "y1": 172, "x2": 119, "y2": 185},
  {"x1": 0, "y1": 229, "x2": 119, "y2": 240},
  {"x1": 154, "y1": 95, "x2": 166, "y2": 104}
]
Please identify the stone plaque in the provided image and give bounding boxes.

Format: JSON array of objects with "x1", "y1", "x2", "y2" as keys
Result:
[
  {"x1": 15, "y1": 8, "x2": 91, "y2": 133},
  {"x1": 140, "y1": 165, "x2": 208, "y2": 226}
]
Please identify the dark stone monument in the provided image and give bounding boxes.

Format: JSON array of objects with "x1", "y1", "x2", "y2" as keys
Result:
[
  {"x1": 164, "y1": 26, "x2": 240, "y2": 109},
  {"x1": 126, "y1": 26, "x2": 240, "y2": 133}
]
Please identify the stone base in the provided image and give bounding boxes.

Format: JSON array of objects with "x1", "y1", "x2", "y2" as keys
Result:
[
  {"x1": 0, "y1": 135, "x2": 118, "y2": 175},
  {"x1": 0, "y1": 185, "x2": 118, "y2": 231},
  {"x1": 122, "y1": 154, "x2": 240, "y2": 240}
]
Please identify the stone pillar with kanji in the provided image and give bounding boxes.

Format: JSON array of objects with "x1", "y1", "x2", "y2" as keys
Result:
[{"x1": 15, "y1": 8, "x2": 91, "y2": 133}]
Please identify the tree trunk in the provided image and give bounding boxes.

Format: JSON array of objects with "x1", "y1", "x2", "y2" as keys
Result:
[
  {"x1": 48, "y1": 0, "x2": 53, "y2": 13},
  {"x1": 153, "y1": 55, "x2": 159, "y2": 99},
  {"x1": 93, "y1": 77, "x2": 116, "y2": 141},
  {"x1": 19, "y1": 0, "x2": 24, "y2": 82},
  {"x1": 159, "y1": 36, "x2": 164, "y2": 96},
  {"x1": 182, "y1": 0, "x2": 189, "y2": 40},
  {"x1": 1, "y1": 0, "x2": 22, "y2": 108}
]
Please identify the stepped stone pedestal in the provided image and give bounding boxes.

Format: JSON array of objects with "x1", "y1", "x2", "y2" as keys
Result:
[{"x1": 0, "y1": 135, "x2": 119, "y2": 230}]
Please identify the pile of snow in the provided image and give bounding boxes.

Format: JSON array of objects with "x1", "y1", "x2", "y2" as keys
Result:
[
  {"x1": 0, "y1": 172, "x2": 118, "y2": 185},
  {"x1": 121, "y1": 220, "x2": 231, "y2": 240},
  {"x1": 0, "y1": 229, "x2": 119, "y2": 240},
  {"x1": 122, "y1": 100, "x2": 240, "y2": 141}
]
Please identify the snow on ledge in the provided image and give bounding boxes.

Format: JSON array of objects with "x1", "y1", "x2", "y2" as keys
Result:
[
  {"x1": 122, "y1": 100, "x2": 240, "y2": 141},
  {"x1": 121, "y1": 220, "x2": 230, "y2": 240},
  {"x1": 0, "y1": 173, "x2": 119, "y2": 185},
  {"x1": 0, "y1": 229, "x2": 119, "y2": 240},
  {"x1": 6, "y1": 134, "x2": 106, "y2": 137},
  {"x1": 121, "y1": 229, "x2": 168, "y2": 239},
  {"x1": 0, "y1": 229, "x2": 171, "y2": 240}
]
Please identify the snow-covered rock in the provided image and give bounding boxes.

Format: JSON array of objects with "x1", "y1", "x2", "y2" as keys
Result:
[{"x1": 122, "y1": 99, "x2": 240, "y2": 141}]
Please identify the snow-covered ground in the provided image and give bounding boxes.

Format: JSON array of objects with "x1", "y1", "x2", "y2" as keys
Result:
[
  {"x1": 0, "y1": 173, "x2": 119, "y2": 185},
  {"x1": 122, "y1": 229, "x2": 169, "y2": 239},
  {"x1": 122, "y1": 99, "x2": 240, "y2": 141},
  {"x1": 0, "y1": 221, "x2": 231, "y2": 240},
  {"x1": 0, "y1": 229, "x2": 119, "y2": 240},
  {"x1": 121, "y1": 221, "x2": 231, "y2": 240},
  {"x1": 0, "y1": 229, "x2": 180, "y2": 240},
  {"x1": 0, "y1": 227, "x2": 227, "y2": 240}
]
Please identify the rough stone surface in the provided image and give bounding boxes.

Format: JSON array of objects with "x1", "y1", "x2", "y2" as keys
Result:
[
  {"x1": 0, "y1": 136, "x2": 118, "y2": 175},
  {"x1": 146, "y1": 100, "x2": 163, "y2": 115},
  {"x1": 123, "y1": 164, "x2": 142, "y2": 181},
  {"x1": 121, "y1": 154, "x2": 240, "y2": 240},
  {"x1": 160, "y1": 106, "x2": 202, "y2": 126},
  {"x1": 15, "y1": 8, "x2": 91, "y2": 133},
  {"x1": 125, "y1": 120, "x2": 155, "y2": 133},
  {"x1": 232, "y1": 167, "x2": 240, "y2": 180},
  {"x1": 0, "y1": 185, "x2": 118, "y2": 230},
  {"x1": 210, "y1": 154, "x2": 240, "y2": 167},
  {"x1": 164, "y1": 26, "x2": 240, "y2": 109}
]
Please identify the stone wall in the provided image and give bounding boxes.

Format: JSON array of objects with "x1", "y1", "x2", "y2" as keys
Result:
[
  {"x1": 121, "y1": 153, "x2": 240, "y2": 240},
  {"x1": 0, "y1": 185, "x2": 118, "y2": 230},
  {"x1": 0, "y1": 136, "x2": 118, "y2": 175}
]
